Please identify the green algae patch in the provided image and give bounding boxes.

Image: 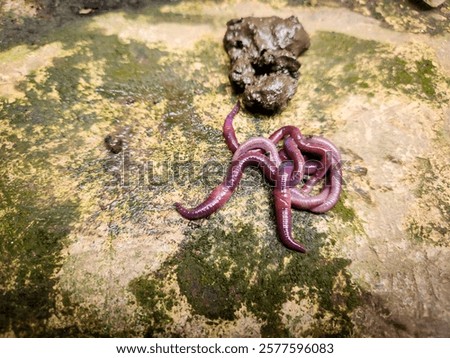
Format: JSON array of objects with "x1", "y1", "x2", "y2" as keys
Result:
[
  {"x1": 129, "y1": 276, "x2": 174, "y2": 337},
  {"x1": 177, "y1": 220, "x2": 361, "y2": 337},
  {"x1": 330, "y1": 190, "x2": 364, "y2": 235},
  {"x1": 333, "y1": 199, "x2": 357, "y2": 224},
  {"x1": 381, "y1": 57, "x2": 444, "y2": 101},
  {"x1": 4, "y1": 1, "x2": 448, "y2": 337},
  {"x1": 129, "y1": 213, "x2": 362, "y2": 337},
  {"x1": 308, "y1": 32, "x2": 379, "y2": 66},
  {"x1": 0, "y1": 127, "x2": 80, "y2": 336},
  {"x1": 295, "y1": 31, "x2": 383, "y2": 127},
  {"x1": 296, "y1": 31, "x2": 449, "y2": 127},
  {"x1": 118, "y1": 31, "x2": 381, "y2": 338},
  {"x1": 301, "y1": 31, "x2": 381, "y2": 96},
  {"x1": 0, "y1": 6, "x2": 236, "y2": 335},
  {"x1": 0, "y1": 50, "x2": 94, "y2": 335}
]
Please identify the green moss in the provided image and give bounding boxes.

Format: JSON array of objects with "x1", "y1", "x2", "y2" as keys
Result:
[
  {"x1": 332, "y1": 194, "x2": 357, "y2": 224},
  {"x1": 1, "y1": 18, "x2": 234, "y2": 248},
  {"x1": 130, "y1": 208, "x2": 362, "y2": 337},
  {"x1": 0, "y1": 22, "x2": 180, "y2": 337},
  {"x1": 128, "y1": 277, "x2": 173, "y2": 337},
  {"x1": 0, "y1": 40, "x2": 88, "y2": 336},
  {"x1": 91, "y1": 35, "x2": 228, "y2": 146},
  {"x1": 381, "y1": 56, "x2": 444, "y2": 100},
  {"x1": 415, "y1": 59, "x2": 437, "y2": 98},
  {"x1": 301, "y1": 32, "x2": 381, "y2": 122},
  {"x1": 310, "y1": 32, "x2": 379, "y2": 62},
  {"x1": 180, "y1": 220, "x2": 360, "y2": 337},
  {"x1": 1, "y1": 9, "x2": 389, "y2": 338},
  {"x1": 302, "y1": 31, "x2": 449, "y2": 122},
  {"x1": 0, "y1": 179, "x2": 79, "y2": 336}
]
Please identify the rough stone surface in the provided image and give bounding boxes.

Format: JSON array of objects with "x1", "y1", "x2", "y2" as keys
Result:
[
  {"x1": 423, "y1": 0, "x2": 446, "y2": 8},
  {"x1": 223, "y1": 16, "x2": 310, "y2": 113},
  {"x1": 0, "y1": 0, "x2": 449, "y2": 338}
]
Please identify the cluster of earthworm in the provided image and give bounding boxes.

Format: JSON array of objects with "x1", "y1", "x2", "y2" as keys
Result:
[{"x1": 175, "y1": 102, "x2": 342, "y2": 253}]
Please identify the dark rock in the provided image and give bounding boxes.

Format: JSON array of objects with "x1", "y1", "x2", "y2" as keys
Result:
[
  {"x1": 104, "y1": 134, "x2": 123, "y2": 154},
  {"x1": 223, "y1": 16, "x2": 310, "y2": 114}
]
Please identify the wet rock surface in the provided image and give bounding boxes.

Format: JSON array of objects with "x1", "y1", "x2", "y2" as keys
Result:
[
  {"x1": 223, "y1": 16, "x2": 310, "y2": 113},
  {"x1": 0, "y1": 0, "x2": 449, "y2": 338}
]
